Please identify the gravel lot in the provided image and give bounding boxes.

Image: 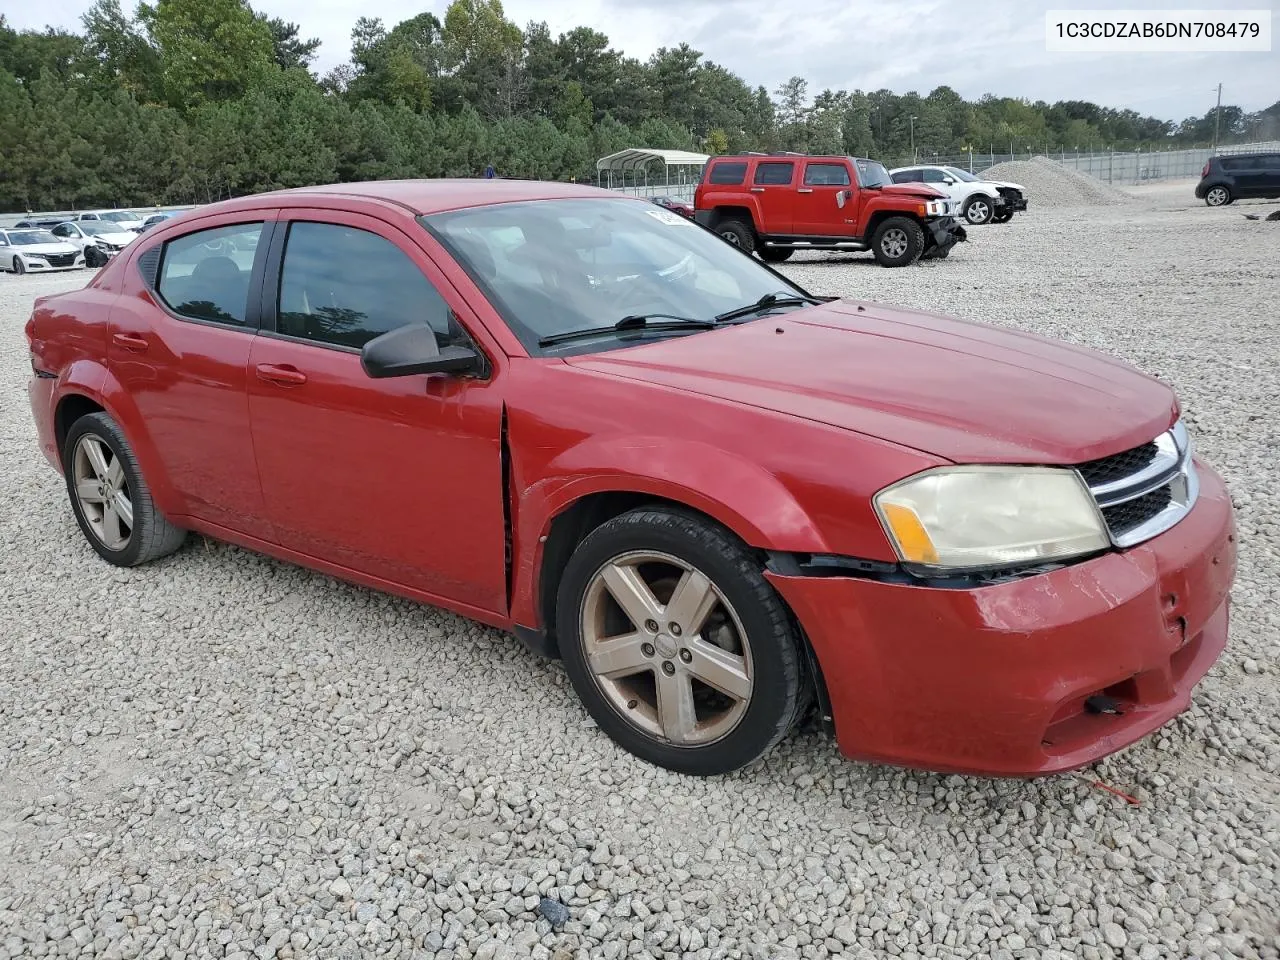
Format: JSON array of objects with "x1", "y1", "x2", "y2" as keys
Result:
[{"x1": 2, "y1": 182, "x2": 1278, "y2": 960}]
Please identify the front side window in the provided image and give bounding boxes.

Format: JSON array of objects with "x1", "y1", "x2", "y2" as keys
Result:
[
  {"x1": 754, "y1": 162, "x2": 795, "y2": 185},
  {"x1": 157, "y1": 223, "x2": 263, "y2": 326},
  {"x1": 804, "y1": 163, "x2": 851, "y2": 186},
  {"x1": 425, "y1": 198, "x2": 813, "y2": 356},
  {"x1": 276, "y1": 221, "x2": 465, "y2": 351},
  {"x1": 854, "y1": 160, "x2": 891, "y2": 188},
  {"x1": 52, "y1": 224, "x2": 75, "y2": 238},
  {"x1": 922, "y1": 169, "x2": 949, "y2": 183}
]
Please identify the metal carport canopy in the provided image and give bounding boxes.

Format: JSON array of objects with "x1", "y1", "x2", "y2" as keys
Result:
[{"x1": 595, "y1": 148, "x2": 710, "y2": 173}]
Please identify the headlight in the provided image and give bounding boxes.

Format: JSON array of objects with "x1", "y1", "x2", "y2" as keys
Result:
[
  {"x1": 924, "y1": 200, "x2": 946, "y2": 216},
  {"x1": 874, "y1": 466, "x2": 1108, "y2": 572}
]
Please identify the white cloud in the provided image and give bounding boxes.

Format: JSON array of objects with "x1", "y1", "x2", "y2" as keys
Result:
[{"x1": 9, "y1": 0, "x2": 1277, "y2": 117}]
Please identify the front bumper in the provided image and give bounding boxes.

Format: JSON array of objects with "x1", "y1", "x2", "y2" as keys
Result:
[
  {"x1": 14, "y1": 255, "x2": 85, "y2": 272},
  {"x1": 767, "y1": 462, "x2": 1236, "y2": 776},
  {"x1": 921, "y1": 216, "x2": 966, "y2": 258}
]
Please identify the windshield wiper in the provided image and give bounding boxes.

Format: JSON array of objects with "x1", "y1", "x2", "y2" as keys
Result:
[
  {"x1": 714, "y1": 290, "x2": 820, "y2": 323},
  {"x1": 538, "y1": 313, "x2": 718, "y2": 347}
]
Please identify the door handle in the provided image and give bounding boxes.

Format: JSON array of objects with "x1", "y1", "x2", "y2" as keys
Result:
[
  {"x1": 797, "y1": 188, "x2": 814, "y2": 194},
  {"x1": 256, "y1": 363, "x2": 307, "y2": 386},
  {"x1": 750, "y1": 187, "x2": 765, "y2": 193},
  {"x1": 112, "y1": 333, "x2": 148, "y2": 352}
]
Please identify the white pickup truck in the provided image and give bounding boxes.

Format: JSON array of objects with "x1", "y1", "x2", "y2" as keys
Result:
[{"x1": 889, "y1": 165, "x2": 1028, "y2": 225}]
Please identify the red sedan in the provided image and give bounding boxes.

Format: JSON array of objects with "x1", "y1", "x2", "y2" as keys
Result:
[{"x1": 25, "y1": 180, "x2": 1236, "y2": 776}]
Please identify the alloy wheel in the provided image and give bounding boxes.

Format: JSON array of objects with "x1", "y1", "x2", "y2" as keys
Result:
[
  {"x1": 72, "y1": 435, "x2": 133, "y2": 550},
  {"x1": 880, "y1": 228, "x2": 909, "y2": 259},
  {"x1": 1206, "y1": 187, "x2": 1229, "y2": 206},
  {"x1": 580, "y1": 550, "x2": 754, "y2": 746},
  {"x1": 720, "y1": 230, "x2": 741, "y2": 246},
  {"x1": 966, "y1": 200, "x2": 990, "y2": 224}
]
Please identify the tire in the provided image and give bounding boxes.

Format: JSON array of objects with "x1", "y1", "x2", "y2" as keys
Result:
[
  {"x1": 62, "y1": 411, "x2": 187, "y2": 567},
  {"x1": 992, "y1": 208, "x2": 1014, "y2": 224},
  {"x1": 758, "y1": 247, "x2": 793, "y2": 263},
  {"x1": 85, "y1": 246, "x2": 106, "y2": 268},
  {"x1": 962, "y1": 195, "x2": 995, "y2": 225},
  {"x1": 13, "y1": 256, "x2": 25, "y2": 275},
  {"x1": 870, "y1": 217, "x2": 925, "y2": 267},
  {"x1": 556, "y1": 507, "x2": 808, "y2": 776},
  {"x1": 716, "y1": 219, "x2": 756, "y2": 255},
  {"x1": 1204, "y1": 186, "x2": 1231, "y2": 207}
]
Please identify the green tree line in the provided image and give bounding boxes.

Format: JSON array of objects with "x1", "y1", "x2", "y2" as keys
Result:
[{"x1": 2, "y1": 1, "x2": 1277, "y2": 211}]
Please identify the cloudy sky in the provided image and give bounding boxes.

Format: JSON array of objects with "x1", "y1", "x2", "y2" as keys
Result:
[{"x1": 11, "y1": 0, "x2": 1278, "y2": 120}]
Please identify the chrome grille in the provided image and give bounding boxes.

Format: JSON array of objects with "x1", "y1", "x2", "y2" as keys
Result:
[{"x1": 1077, "y1": 420, "x2": 1197, "y2": 548}]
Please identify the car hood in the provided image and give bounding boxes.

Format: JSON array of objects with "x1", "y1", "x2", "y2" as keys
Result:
[
  {"x1": 878, "y1": 183, "x2": 947, "y2": 200},
  {"x1": 15, "y1": 242, "x2": 80, "y2": 255},
  {"x1": 92, "y1": 232, "x2": 136, "y2": 244},
  {"x1": 983, "y1": 179, "x2": 1025, "y2": 192},
  {"x1": 565, "y1": 300, "x2": 1176, "y2": 464}
]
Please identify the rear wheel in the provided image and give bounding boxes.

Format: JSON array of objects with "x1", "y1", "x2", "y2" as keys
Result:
[
  {"x1": 1205, "y1": 186, "x2": 1232, "y2": 207},
  {"x1": 13, "y1": 256, "x2": 25, "y2": 275},
  {"x1": 62, "y1": 412, "x2": 187, "y2": 567},
  {"x1": 870, "y1": 217, "x2": 925, "y2": 267},
  {"x1": 758, "y1": 247, "x2": 794, "y2": 263},
  {"x1": 716, "y1": 219, "x2": 756, "y2": 255},
  {"x1": 962, "y1": 196, "x2": 994, "y2": 225},
  {"x1": 557, "y1": 507, "x2": 808, "y2": 775}
]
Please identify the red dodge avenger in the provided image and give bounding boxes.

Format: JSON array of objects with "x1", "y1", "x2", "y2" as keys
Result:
[{"x1": 26, "y1": 180, "x2": 1236, "y2": 777}]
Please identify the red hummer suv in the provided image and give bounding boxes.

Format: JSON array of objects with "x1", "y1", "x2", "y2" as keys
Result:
[{"x1": 694, "y1": 154, "x2": 968, "y2": 267}]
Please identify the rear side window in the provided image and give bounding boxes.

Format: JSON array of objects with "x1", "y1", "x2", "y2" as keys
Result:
[
  {"x1": 157, "y1": 223, "x2": 264, "y2": 326},
  {"x1": 754, "y1": 162, "x2": 795, "y2": 185},
  {"x1": 276, "y1": 221, "x2": 461, "y2": 351},
  {"x1": 707, "y1": 162, "x2": 748, "y2": 185},
  {"x1": 804, "y1": 163, "x2": 851, "y2": 186}
]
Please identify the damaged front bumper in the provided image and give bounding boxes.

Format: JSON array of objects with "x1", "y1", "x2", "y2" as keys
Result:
[{"x1": 921, "y1": 216, "x2": 967, "y2": 259}]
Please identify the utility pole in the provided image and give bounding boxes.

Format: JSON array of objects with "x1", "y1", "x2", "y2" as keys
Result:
[
  {"x1": 909, "y1": 115, "x2": 917, "y2": 163},
  {"x1": 1211, "y1": 83, "x2": 1222, "y2": 155}
]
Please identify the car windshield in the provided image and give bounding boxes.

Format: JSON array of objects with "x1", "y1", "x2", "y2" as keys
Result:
[
  {"x1": 8, "y1": 230, "x2": 59, "y2": 245},
  {"x1": 423, "y1": 198, "x2": 812, "y2": 355},
  {"x1": 944, "y1": 166, "x2": 980, "y2": 182},
  {"x1": 854, "y1": 159, "x2": 891, "y2": 188},
  {"x1": 101, "y1": 211, "x2": 140, "y2": 222}
]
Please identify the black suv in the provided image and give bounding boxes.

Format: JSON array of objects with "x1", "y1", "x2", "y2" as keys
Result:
[{"x1": 1195, "y1": 152, "x2": 1280, "y2": 206}]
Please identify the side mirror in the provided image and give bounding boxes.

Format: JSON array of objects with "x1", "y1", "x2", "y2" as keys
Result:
[
  {"x1": 941, "y1": 176, "x2": 955, "y2": 184},
  {"x1": 835, "y1": 190, "x2": 847, "y2": 209},
  {"x1": 361, "y1": 323, "x2": 481, "y2": 379}
]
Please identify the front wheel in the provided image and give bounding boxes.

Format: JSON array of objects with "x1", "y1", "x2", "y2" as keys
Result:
[
  {"x1": 992, "y1": 208, "x2": 1014, "y2": 223},
  {"x1": 962, "y1": 196, "x2": 995, "y2": 225},
  {"x1": 13, "y1": 256, "x2": 25, "y2": 275},
  {"x1": 62, "y1": 412, "x2": 187, "y2": 567},
  {"x1": 870, "y1": 217, "x2": 925, "y2": 267},
  {"x1": 1204, "y1": 186, "x2": 1232, "y2": 207},
  {"x1": 758, "y1": 246, "x2": 794, "y2": 263},
  {"x1": 556, "y1": 507, "x2": 808, "y2": 776}
]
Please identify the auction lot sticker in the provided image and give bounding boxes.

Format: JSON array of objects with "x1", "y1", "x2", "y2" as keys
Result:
[{"x1": 1045, "y1": 9, "x2": 1271, "y2": 51}]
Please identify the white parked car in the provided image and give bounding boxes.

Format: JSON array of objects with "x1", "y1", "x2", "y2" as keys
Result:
[
  {"x1": 889, "y1": 165, "x2": 1027, "y2": 225},
  {"x1": 0, "y1": 228, "x2": 86, "y2": 274},
  {"x1": 50, "y1": 221, "x2": 138, "y2": 266},
  {"x1": 73, "y1": 210, "x2": 146, "y2": 233}
]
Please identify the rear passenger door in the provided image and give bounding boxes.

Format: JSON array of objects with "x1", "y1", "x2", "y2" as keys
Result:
[
  {"x1": 111, "y1": 214, "x2": 276, "y2": 533},
  {"x1": 245, "y1": 210, "x2": 508, "y2": 613},
  {"x1": 751, "y1": 161, "x2": 796, "y2": 234}
]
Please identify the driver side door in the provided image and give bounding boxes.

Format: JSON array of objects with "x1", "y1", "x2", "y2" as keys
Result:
[{"x1": 246, "y1": 210, "x2": 508, "y2": 615}]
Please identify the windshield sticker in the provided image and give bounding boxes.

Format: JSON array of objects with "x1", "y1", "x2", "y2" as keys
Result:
[{"x1": 645, "y1": 208, "x2": 693, "y2": 227}]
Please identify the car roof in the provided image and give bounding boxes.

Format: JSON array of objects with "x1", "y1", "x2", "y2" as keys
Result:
[{"x1": 199, "y1": 179, "x2": 620, "y2": 219}]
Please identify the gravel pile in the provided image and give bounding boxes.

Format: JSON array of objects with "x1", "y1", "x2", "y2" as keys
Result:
[
  {"x1": 2, "y1": 194, "x2": 1279, "y2": 960},
  {"x1": 984, "y1": 156, "x2": 1135, "y2": 208}
]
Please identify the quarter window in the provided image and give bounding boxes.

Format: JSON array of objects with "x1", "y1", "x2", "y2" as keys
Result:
[
  {"x1": 707, "y1": 161, "x2": 748, "y2": 185},
  {"x1": 276, "y1": 221, "x2": 465, "y2": 351},
  {"x1": 156, "y1": 223, "x2": 263, "y2": 326},
  {"x1": 754, "y1": 162, "x2": 795, "y2": 185},
  {"x1": 803, "y1": 163, "x2": 851, "y2": 186}
]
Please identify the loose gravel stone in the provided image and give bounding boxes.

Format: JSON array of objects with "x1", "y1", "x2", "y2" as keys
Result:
[{"x1": 0, "y1": 181, "x2": 1277, "y2": 959}]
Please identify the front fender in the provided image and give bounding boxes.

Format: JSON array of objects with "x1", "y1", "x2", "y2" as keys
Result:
[
  {"x1": 508, "y1": 435, "x2": 832, "y2": 629},
  {"x1": 54, "y1": 362, "x2": 183, "y2": 518}
]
